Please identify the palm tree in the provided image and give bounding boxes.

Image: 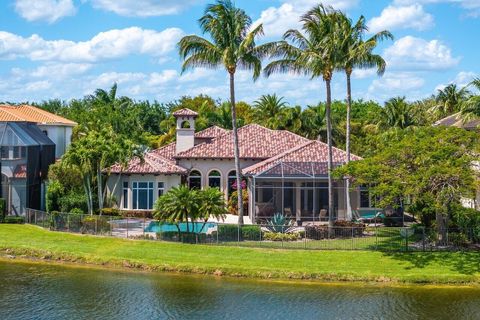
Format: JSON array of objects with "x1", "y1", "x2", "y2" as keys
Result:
[
  {"x1": 378, "y1": 97, "x2": 417, "y2": 130},
  {"x1": 178, "y1": 0, "x2": 273, "y2": 225},
  {"x1": 265, "y1": 4, "x2": 341, "y2": 228},
  {"x1": 336, "y1": 13, "x2": 392, "y2": 220},
  {"x1": 253, "y1": 94, "x2": 288, "y2": 129},
  {"x1": 253, "y1": 94, "x2": 287, "y2": 127},
  {"x1": 431, "y1": 84, "x2": 470, "y2": 118},
  {"x1": 301, "y1": 103, "x2": 328, "y2": 141},
  {"x1": 461, "y1": 78, "x2": 480, "y2": 122}
]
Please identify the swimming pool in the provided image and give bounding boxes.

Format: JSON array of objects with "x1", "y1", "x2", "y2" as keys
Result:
[{"x1": 145, "y1": 221, "x2": 217, "y2": 233}]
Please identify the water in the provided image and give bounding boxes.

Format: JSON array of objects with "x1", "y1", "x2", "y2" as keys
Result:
[
  {"x1": 144, "y1": 221, "x2": 216, "y2": 233},
  {"x1": 0, "y1": 261, "x2": 479, "y2": 320}
]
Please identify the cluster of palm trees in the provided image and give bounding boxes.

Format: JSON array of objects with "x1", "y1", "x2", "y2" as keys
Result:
[{"x1": 178, "y1": 0, "x2": 392, "y2": 225}]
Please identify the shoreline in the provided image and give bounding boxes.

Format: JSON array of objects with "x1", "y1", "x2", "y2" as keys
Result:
[
  {"x1": 1, "y1": 254, "x2": 479, "y2": 289},
  {"x1": 1, "y1": 224, "x2": 479, "y2": 286}
]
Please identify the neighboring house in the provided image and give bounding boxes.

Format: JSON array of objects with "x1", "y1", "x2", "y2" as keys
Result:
[
  {"x1": 0, "y1": 105, "x2": 76, "y2": 158},
  {"x1": 107, "y1": 108, "x2": 367, "y2": 223},
  {"x1": 0, "y1": 105, "x2": 77, "y2": 215},
  {"x1": 435, "y1": 113, "x2": 480, "y2": 210}
]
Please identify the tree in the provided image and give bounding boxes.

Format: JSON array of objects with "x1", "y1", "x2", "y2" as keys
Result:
[
  {"x1": 178, "y1": 0, "x2": 273, "y2": 224},
  {"x1": 336, "y1": 13, "x2": 392, "y2": 220},
  {"x1": 265, "y1": 4, "x2": 342, "y2": 228},
  {"x1": 198, "y1": 187, "x2": 228, "y2": 231},
  {"x1": 432, "y1": 84, "x2": 470, "y2": 118},
  {"x1": 300, "y1": 103, "x2": 328, "y2": 141},
  {"x1": 336, "y1": 127, "x2": 478, "y2": 239},
  {"x1": 378, "y1": 97, "x2": 418, "y2": 130},
  {"x1": 461, "y1": 78, "x2": 480, "y2": 122},
  {"x1": 253, "y1": 94, "x2": 288, "y2": 129}
]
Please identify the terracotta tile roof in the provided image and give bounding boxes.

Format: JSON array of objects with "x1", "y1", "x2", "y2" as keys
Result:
[
  {"x1": 13, "y1": 164, "x2": 27, "y2": 178},
  {"x1": 243, "y1": 140, "x2": 362, "y2": 176},
  {"x1": 109, "y1": 153, "x2": 187, "y2": 175},
  {"x1": 194, "y1": 125, "x2": 229, "y2": 138},
  {"x1": 0, "y1": 105, "x2": 77, "y2": 126},
  {"x1": 175, "y1": 124, "x2": 310, "y2": 159},
  {"x1": 173, "y1": 108, "x2": 198, "y2": 117},
  {"x1": 434, "y1": 112, "x2": 480, "y2": 130}
]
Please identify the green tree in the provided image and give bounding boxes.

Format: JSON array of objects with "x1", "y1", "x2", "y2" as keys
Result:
[
  {"x1": 265, "y1": 4, "x2": 342, "y2": 227},
  {"x1": 253, "y1": 94, "x2": 288, "y2": 129},
  {"x1": 378, "y1": 97, "x2": 418, "y2": 130},
  {"x1": 432, "y1": 84, "x2": 470, "y2": 118},
  {"x1": 178, "y1": 0, "x2": 273, "y2": 224}
]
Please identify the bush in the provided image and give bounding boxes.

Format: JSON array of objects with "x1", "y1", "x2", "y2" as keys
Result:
[
  {"x1": 179, "y1": 232, "x2": 207, "y2": 244},
  {"x1": 448, "y1": 232, "x2": 469, "y2": 247},
  {"x1": 263, "y1": 232, "x2": 299, "y2": 241},
  {"x1": 59, "y1": 191, "x2": 89, "y2": 213},
  {"x1": 0, "y1": 198, "x2": 6, "y2": 223},
  {"x1": 241, "y1": 225, "x2": 261, "y2": 240},
  {"x1": 121, "y1": 210, "x2": 153, "y2": 219},
  {"x1": 227, "y1": 189, "x2": 248, "y2": 215},
  {"x1": 81, "y1": 216, "x2": 111, "y2": 234},
  {"x1": 305, "y1": 223, "x2": 366, "y2": 240},
  {"x1": 4, "y1": 216, "x2": 25, "y2": 224},
  {"x1": 70, "y1": 208, "x2": 84, "y2": 215},
  {"x1": 217, "y1": 224, "x2": 262, "y2": 241},
  {"x1": 157, "y1": 231, "x2": 180, "y2": 241},
  {"x1": 100, "y1": 208, "x2": 121, "y2": 216}
]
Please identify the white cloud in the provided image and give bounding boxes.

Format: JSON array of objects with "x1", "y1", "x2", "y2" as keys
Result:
[
  {"x1": 368, "y1": 4, "x2": 434, "y2": 33},
  {"x1": 394, "y1": 0, "x2": 480, "y2": 16},
  {"x1": 0, "y1": 27, "x2": 184, "y2": 62},
  {"x1": 89, "y1": 0, "x2": 199, "y2": 17},
  {"x1": 254, "y1": 0, "x2": 359, "y2": 38},
  {"x1": 384, "y1": 36, "x2": 460, "y2": 71},
  {"x1": 14, "y1": 0, "x2": 76, "y2": 23},
  {"x1": 368, "y1": 72, "x2": 425, "y2": 100},
  {"x1": 352, "y1": 68, "x2": 378, "y2": 79},
  {"x1": 435, "y1": 71, "x2": 478, "y2": 91}
]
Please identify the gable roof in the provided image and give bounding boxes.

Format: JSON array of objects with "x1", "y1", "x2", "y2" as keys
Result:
[
  {"x1": 243, "y1": 140, "x2": 362, "y2": 176},
  {"x1": 109, "y1": 152, "x2": 187, "y2": 175},
  {"x1": 175, "y1": 124, "x2": 310, "y2": 159},
  {"x1": 434, "y1": 112, "x2": 480, "y2": 130},
  {"x1": 0, "y1": 105, "x2": 77, "y2": 126},
  {"x1": 194, "y1": 125, "x2": 229, "y2": 139}
]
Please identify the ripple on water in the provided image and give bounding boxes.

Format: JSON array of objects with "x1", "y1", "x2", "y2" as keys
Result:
[{"x1": 0, "y1": 262, "x2": 479, "y2": 320}]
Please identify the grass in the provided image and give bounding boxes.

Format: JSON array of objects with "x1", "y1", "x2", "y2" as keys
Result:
[{"x1": 0, "y1": 224, "x2": 479, "y2": 284}]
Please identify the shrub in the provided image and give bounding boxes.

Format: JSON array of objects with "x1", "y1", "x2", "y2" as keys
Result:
[
  {"x1": 241, "y1": 225, "x2": 261, "y2": 241},
  {"x1": 217, "y1": 224, "x2": 262, "y2": 241},
  {"x1": 70, "y1": 208, "x2": 84, "y2": 215},
  {"x1": 157, "y1": 231, "x2": 180, "y2": 241},
  {"x1": 4, "y1": 216, "x2": 25, "y2": 224},
  {"x1": 59, "y1": 191, "x2": 89, "y2": 213},
  {"x1": 266, "y1": 213, "x2": 294, "y2": 233},
  {"x1": 100, "y1": 208, "x2": 121, "y2": 216},
  {"x1": 227, "y1": 189, "x2": 248, "y2": 215},
  {"x1": 0, "y1": 198, "x2": 6, "y2": 223},
  {"x1": 263, "y1": 232, "x2": 299, "y2": 241},
  {"x1": 81, "y1": 216, "x2": 111, "y2": 234},
  {"x1": 448, "y1": 232, "x2": 469, "y2": 248},
  {"x1": 121, "y1": 210, "x2": 153, "y2": 219},
  {"x1": 178, "y1": 232, "x2": 207, "y2": 244}
]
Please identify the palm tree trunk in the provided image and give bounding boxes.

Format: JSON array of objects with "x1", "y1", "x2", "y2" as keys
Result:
[
  {"x1": 345, "y1": 71, "x2": 352, "y2": 221},
  {"x1": 325, "y1": 78, "x2": 334, "y2": 229},
  {"x1": 97, "y1": 165, "x2": 104, "y2": 213},
  {"x1": 230, "y1": 72, "x2": 244, "y2": 225}
]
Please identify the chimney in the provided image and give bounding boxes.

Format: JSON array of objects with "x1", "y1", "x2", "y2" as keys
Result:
[{"x1": 173, "y1": 108, "x2": 198, "y2": 154}]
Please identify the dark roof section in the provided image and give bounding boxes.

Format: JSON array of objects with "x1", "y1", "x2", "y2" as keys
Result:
[
  {"x1": 434, "y1": 113, "x2": 480, "y2": 130},
  {"x1": 0, "y1": 122, "x2": 55, "y2": 147}
]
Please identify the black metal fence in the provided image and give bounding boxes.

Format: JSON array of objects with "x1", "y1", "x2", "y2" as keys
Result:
[{"x1": 25, "y1": 209, "x2": 480, "y2": 252}]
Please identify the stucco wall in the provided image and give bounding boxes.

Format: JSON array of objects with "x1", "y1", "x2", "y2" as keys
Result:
[{"x1": 37, "y1": 125, "x2": 73, "y2": 158}]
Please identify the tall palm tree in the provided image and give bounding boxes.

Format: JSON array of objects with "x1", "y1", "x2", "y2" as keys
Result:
[
  {"x1": 178, "y1": 0, "x2": 273, "y2": 224},
  {"x1": 336, "y1": 14, "x2": 392, "y2": 220},
  {"x1": 253, "y1": 94, "x2": 288, "y2": 129},
  {"x1": 431, "y1": 84, "x2": 470, "y2": 118},
  {"x1": 378, "y1": 97, "x2": 417, "y2": 130},
  {"x1": 265, "y1": 4, "x2": 341, "y2": 228},
  {"x1": 461, "y1": 78, "x2": 480, "y2": 122},
  {"x1": 301, "y1": 103, "x2": 328, "y2": 141}
]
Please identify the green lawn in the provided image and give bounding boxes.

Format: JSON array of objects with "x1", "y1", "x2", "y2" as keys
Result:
[{"x1": 0, "y1": 224, "x2": 479, "y2": 284}]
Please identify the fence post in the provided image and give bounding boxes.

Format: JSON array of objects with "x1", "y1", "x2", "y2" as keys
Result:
[
  {"x1": 216, "y1": 223, "x2": 219, "y2": 244},
  {"x1": 34, "y1": 211, "x2": 37, "y2": 225},
  {"x1": 351, "y1": 227, "x2": 354, "y2": 250},
  {"x1": 237, "y1": 223, "x2": 240, "y2": 243},
  {"x1": 405, "y1": 228, "x2": 409, "y2": 252},
  {"x1": 126, "y1": 218, "x2": 129, "y2": 239},
  {"x1": 422, "y1": 227, "x2": 426, "y2": 252},
  {"x1": 375, "y1": 226, "x2": 378, "y2": 251},
  {"x1": 67, "y1": 214, "x2": 70, "y2": 232}
]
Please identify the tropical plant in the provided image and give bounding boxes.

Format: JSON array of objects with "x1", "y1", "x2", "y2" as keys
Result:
[
  {"x1": 378, "y1": 97, "x2": 418, "y2": 130},
  {"x1": 431, "y1": 84, "x2": 470, "y2": 118},
  {"x1": 178, "y1": 0, "x2": 274, "y2": 224},
  {"x1": 266, "y1": 213, "x2": 295, "y2": 233},
  {"x1": 197, "y1": 187, "x2": 227, "y2": 231},
  {"x1": 336, "y1": 12, "x2": 392, "y2": 220},
  {"x1": 460, "y1": 78, "x2": 480, "y2": 122},
  {"x1": 253, "y1": 94, "x2": 288, "y2": 129},
  {"x1": 265, "y1": 4, "x2": 342, "y2": 227}
]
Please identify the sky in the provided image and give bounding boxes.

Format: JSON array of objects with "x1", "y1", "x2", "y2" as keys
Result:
[{"x1": 0, "y1": 0, "x2": 479, "y2": 106}]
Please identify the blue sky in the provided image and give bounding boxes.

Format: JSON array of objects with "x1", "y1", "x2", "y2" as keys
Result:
[{"x1": 0, "y1": 0, "x2": 479, "y2": 106}]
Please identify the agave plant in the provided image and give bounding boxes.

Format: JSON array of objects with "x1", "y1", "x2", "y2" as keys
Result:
[{"x1": 266, "y1": 213, "x2": 294, "y2": 233}]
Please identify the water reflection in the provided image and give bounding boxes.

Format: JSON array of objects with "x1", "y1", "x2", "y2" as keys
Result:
[{"x1": 0, "y1": 261, "x2": 479, "y2": 320}]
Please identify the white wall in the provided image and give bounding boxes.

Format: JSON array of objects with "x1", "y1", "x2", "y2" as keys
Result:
[{"x1": 37, "y1": 124, "x2": 73, "y2": 158}]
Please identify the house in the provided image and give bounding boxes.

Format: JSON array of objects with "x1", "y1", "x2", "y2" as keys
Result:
[
  {"x1": 107, "y1": 108, "x2": 367, "y2": 223},
  {"x1": 435, "y1": 113, "x2": 480, "y2": 210},
  {"x1": 0, "y1": 105, "x2": 77, "y2": 215}
]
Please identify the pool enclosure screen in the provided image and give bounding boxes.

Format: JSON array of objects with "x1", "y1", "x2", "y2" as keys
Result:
[
  {"x1": 0, "y1": 122, "x2": 55, "y2": 215},
  {"x1": 248, "y1": 161, "x2": 361, "y2": 222}
]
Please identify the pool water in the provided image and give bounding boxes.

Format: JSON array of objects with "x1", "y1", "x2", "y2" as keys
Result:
[{"x1": 145, "y1": 221, "x2": 217, "y2": 233}]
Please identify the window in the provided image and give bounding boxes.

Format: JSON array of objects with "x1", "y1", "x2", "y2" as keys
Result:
[
  {"x1": 208, "y1": 170, "x2": 221, "y2": 189},
  {"x1": 1, "y1": 146, "x2": 9, "y2": 159},
  {"x1": 43, "y1": 130, "x2": 48, "y2": 137},
  {"x1": 122, "y1": 181, "x2": 129, "y2": 209},
  {"x1": 360, "y1": 187, "x2": 370, "y2": 208},
  {"x1": 188, "y1": 170, "x2": 202, "y2": 189},
  {"x1": 158, "y1": 182, "x2": 165, "y2": 197},
  {"x1": 13, "y1": 147, "x2": 21, "y2": 159},
  {"x1": 228, "y1": 170, "x2": 236, "y2": 196},
  {"x1": 132, "y1": 182, "x2": 154, "y2": 210}
]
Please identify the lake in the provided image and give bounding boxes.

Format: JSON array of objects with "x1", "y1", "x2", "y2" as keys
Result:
[{"x1": 0, "y1": 260, "x2": 479, "y2": 320}]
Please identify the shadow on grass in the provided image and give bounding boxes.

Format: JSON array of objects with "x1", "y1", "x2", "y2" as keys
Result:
[{"x1": 381, "y1": 251, "x2": 480, "y2": 275}]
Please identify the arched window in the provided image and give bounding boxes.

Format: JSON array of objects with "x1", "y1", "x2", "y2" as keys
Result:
[
  {"x1": 208, "y1": 170, "x2": 221, "y2": 189},
  {"x1": 227, "y1": 170, "x2": 237, "y2": 196},
  {"x1": 181, "y1": 120, "x2": 191, "y2": 128},
  {"x1": 188, "y1": 170, "x2": 202, "y2": 189}
]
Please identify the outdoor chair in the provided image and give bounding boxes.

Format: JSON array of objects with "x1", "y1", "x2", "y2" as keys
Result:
[{"x1": 319, "y1": 209, "x2": 327, "y2": 221}]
